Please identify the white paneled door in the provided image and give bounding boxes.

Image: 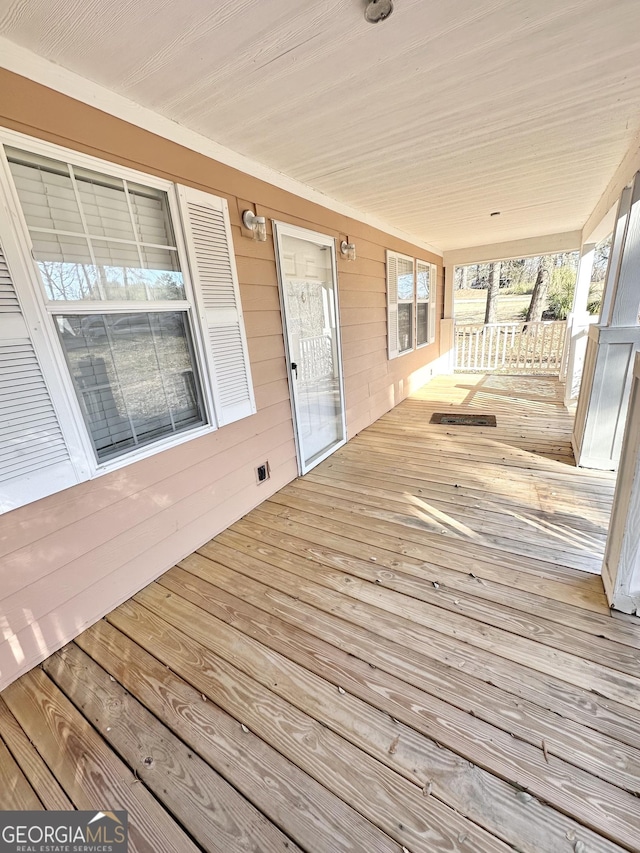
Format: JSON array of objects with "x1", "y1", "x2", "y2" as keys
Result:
[{"x1": 274, "y1": 223, "x2": 346, "y2": 474}]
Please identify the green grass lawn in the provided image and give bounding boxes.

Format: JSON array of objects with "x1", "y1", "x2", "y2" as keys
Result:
[{"x1": 454, "y1": 289, "x2": 532, "y2": 323}]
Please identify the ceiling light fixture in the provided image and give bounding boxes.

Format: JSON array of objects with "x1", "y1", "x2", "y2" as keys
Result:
[{"x1": 364, "y1": 0, "x2": 394, "y2": 24}]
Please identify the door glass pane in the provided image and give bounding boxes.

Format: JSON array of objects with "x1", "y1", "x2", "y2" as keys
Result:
[
  {"x1": 55, "y1": 311, "x2": 205, "y2": 460},
  {"x1": 280, "y1": 233, "x2": 344, "y2": 470}
]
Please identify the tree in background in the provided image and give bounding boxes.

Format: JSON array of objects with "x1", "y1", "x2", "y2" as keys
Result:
[
  {"x1": 525, "y1": 255, "x2": 555, "y2": 322},
  {"x1": 484, "y1": 261, "x2": 501, "y2": 323}
]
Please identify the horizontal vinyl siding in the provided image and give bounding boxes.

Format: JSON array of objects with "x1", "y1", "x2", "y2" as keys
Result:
[{"x1": 0, "y1": 69, "x2": 442, "y2": 690}]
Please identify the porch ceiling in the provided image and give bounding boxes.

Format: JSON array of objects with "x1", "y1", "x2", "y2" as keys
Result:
[{"x1": 1, "y1": 0, "x2": 640, "y2": 251}]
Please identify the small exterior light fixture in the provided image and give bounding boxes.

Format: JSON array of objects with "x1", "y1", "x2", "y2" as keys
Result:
[
  {"x1": 242, "y1": 210, "x2": 267, "y2": 242},
  {"x1": 340, "y1": 240, "x2": 357, "y2": 261},
  {"x1": 364, "y1": 0, "x2": 394, "y2": 24}
]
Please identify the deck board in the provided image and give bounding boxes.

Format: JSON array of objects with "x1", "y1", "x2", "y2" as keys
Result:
[{"x1": 2, "y1": 374, "x2": 639, "y2": 853}]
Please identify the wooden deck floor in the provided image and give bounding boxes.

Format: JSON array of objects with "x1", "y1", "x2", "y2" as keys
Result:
[{"x1": 3, "y1": 374, "x2": 640, "y2": 853}]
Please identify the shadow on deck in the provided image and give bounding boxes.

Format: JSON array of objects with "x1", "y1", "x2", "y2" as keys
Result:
[{"x1": 2, "y1": 375, "x2": 639, "y2": 853}]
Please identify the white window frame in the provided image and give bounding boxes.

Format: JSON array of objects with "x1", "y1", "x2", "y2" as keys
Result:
[
  {"x1": 416, "y1": 259, "x2": 437, "y2": 349},
  {"x1": 397, "y1": 253, "x2": 415, "y2": 355},
  {"x1": 0, "y1": 128, "x2": 248, "y2": 491},
  {"x1": 387, "y1": 250, "x2": 438, "y2": 359}
]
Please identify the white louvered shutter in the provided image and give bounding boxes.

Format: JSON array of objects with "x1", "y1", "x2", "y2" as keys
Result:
[
  {"x1": 0, "y1": 237, "x2": 77, "y2": 512},
  {"x1": 429, "y1": 263, "x2": 438, "y2": 344},
  {"x1": 177, "y1": 185, "x2": 256, "y2": 427},
  {"x1": 386, "y1": 250, "x2": 399, "y2": 359}
]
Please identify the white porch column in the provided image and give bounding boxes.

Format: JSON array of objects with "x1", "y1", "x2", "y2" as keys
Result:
[
  {"x1": 439, "y1": 265, "x2": 456, "y2": 373},
  {"x1": 563, "y1": 242, "x2": 595, "y2": 403},
  {"x1": 572, "y1": 175, "x2": 640, "y2": 470},
  {"x1": 602, "y1": 353, "x2": 640, "y2": 613}
]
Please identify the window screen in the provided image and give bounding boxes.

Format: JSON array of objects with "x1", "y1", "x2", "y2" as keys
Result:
[{"x1": 55, "y1": 312, "x2": 205, "y2": 461}]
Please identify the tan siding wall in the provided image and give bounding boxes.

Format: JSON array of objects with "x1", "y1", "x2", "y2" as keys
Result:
[{"x1": 0, "y1": 70, "x2": 443, "y2": 690}]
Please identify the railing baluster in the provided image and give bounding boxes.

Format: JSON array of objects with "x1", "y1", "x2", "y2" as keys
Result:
[{"x1": 453, "y1": 321, "x2": 565, "y2": 374}]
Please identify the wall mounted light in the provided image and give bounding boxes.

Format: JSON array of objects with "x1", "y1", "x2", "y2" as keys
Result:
[
  {"x1": 340, "y1": 240, "x2": 357, "y2": 261},
  {"x1": 242, "y1": 210, "x2": 267, "y2": 242}
]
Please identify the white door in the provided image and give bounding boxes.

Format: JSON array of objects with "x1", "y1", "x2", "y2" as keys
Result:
[{"x1": 274, "y1": 222, "x2": 346, "y2": 474}]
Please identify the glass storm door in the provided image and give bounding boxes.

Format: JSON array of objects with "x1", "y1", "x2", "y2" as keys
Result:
[{"x1": 274, "y1": 223, "x2": 346, "y2": 474}]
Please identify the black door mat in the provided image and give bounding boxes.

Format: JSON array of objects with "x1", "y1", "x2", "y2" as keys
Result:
[{"x1": 430, "y1": 412, "x2": 497, "y2": 427}]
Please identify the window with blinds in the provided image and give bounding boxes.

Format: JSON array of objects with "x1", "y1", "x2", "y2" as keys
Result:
[
  {"x1": 397, "y1": 255, "x2": 415, "y2": 354},
  {"x1": 0, "y1": 134, "x2": 255, "y2": 512},
  {"x1": 416, "y1": 260, "x2": 431, "y2": 347},
  {"x1": 6, "y1": 148, "x2": 184, "y2": 303},
  {"x1": 387, "y1": 251, "x2": 438, "y2": 359},
  {"x1": 5, "y1": 148, "x2": 203, "y2": 463}
]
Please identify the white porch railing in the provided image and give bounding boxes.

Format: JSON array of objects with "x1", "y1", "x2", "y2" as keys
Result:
[
  {"x1": 454, "y1": 320, "x2": 568, "y2": 373},
  {"x1": 299, "y1": 334, "x2": 334, "y2": 382}
]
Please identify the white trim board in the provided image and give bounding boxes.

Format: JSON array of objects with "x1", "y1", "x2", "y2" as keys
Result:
[
  {"x1": 0, "y1": 37, "x2": 442, "y2": 258},
  {"x1": 442, "y1": 231, "x2": 582, "y2": 267},
  {"x1": 582, "y1": 129, "x2": 640, "y2": 245}
]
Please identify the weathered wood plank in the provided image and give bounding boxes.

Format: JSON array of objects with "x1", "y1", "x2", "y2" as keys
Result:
[
  {"x1": 200, "y1": 536, "x2": 640, "y2": 752},
  {"x1": 0, "y1": 729, "x2": 42, "y2": 810},
  {"x1": 250, "y1": 505, "x2": 609, "y2": 613},
  {"x1": 318, "y1": 457, "x2": 613, "y2": 531},
  {"x1": 74, "y1": 619, "x2": 405, "y2": 853},
  {"x1": 176, "y1": 552, "x2": 640, "y2": 794},
  {"x1": 43, "y1": 644, "x2": 298, "y2": 853},
  {"x1": 0, "y1": 696, "x2": 72, "y2": 809},
  {"x1": 139, "y1": 577, "x2": 640, "y2": 852},
  {"x1": 162, "y1": 561, "x2": 634, "y2": 853},
  {"x1": 268, "y1": 486, "x2": 603, "y2": 573},
  {"x1": 2, "y1": 669, "x2": 202, "y2": 853},
  {"x1": 220, "y1": 519, "x2": 640, "y2": 708},
  {"x1": 156, "y1": 564, "x2": 632, "y2": 853},
  {"x1": 229, "y1": 516, "x2": 640, "y2": 674},
  {"x1": 233, "y1": 513, "x2": 640, "y2": 648},
  {"x1": 340, "y1": 435, "x2": 616, "y2": 493},
  {"x1": 111, "y1": 594, "x2": 512, "y2": 853},
  {"x1": 258, "y1": 495, "x2": 607, "y2": 587}
]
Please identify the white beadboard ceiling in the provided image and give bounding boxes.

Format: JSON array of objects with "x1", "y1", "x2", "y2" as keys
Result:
[{"x1": 1, "y1": 0, "x2": 639, "y2": 252}]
